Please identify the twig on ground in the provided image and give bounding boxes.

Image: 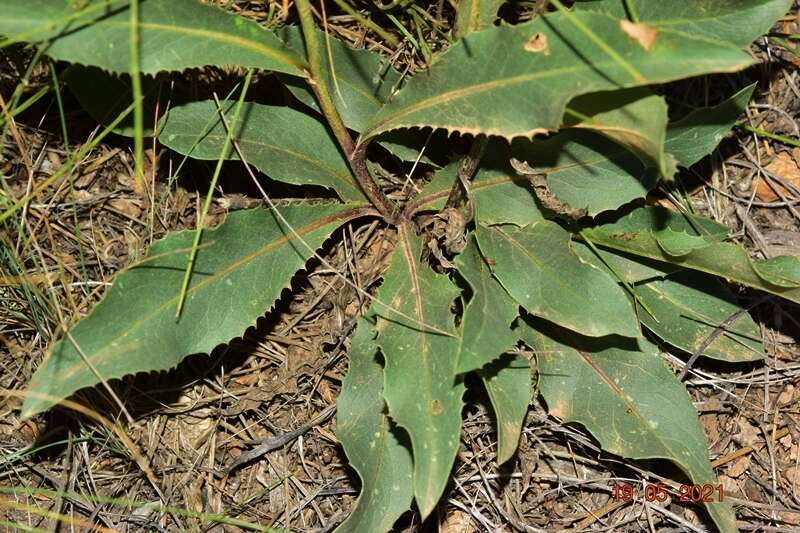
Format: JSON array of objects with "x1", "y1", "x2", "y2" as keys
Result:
[{"x1": 226, "y1": 405, "x2": 335, "y2": 473}]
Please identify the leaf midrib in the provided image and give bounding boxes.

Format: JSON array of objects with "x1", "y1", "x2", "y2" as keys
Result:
[
  {"x1": 57, "y1": 206, "x2": 369, "y2": 380},
  {"x1": 173, "y1": 131, "x2": 359, "y2": 194},
  {"x1": 639, "y1": 283, "x2": 761, "y2": 347},
  {"x1": 326, "y1": 65, "x2": 388, "y2": 106},
  {"x1": 493, "y1": 225, "x2": 611, "y2": 323},
  {"x1": 363, "y1": 55, "x2": 747, "y2": 138},
  {"x1": 588, "y1": 230, "x2": 800, "y2": 303},
  {"x1": 398, "y1": 224, "x2": 438, "y2": 504},
  {"x1": 98, "y1": 20, "x2": 305, "y2": 71},
  {"x1": 411, "y1": 150, "x2": 631, "y2": 211},
  {"x1": 572, "y1": 349, "x2": 704, "y2": 475}
]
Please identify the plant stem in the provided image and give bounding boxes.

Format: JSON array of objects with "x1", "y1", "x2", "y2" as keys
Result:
[
  {"x1": 0, "y1": 97, "x2": 139, "y2": 225},
  {"x1": 129, "y1": 0, "x2": 144, "y2": 191},
  {"x1": 623, "y1": 0, "x2": 640, "y2": 22},
  {"x1": 736, "y1": 122, "x2": 800, "y2": 148},
  {"x1": 49, "y1": 61, "x2": 70, "y2": 151},
  {"x1": 549, "y1": 0, "x2": 645, "y2": 84},
  {"x1": 175, "y1": 69, "x2": 254, "y2": 318},
  {"x1": 349, "y1": 141, "x2": 400, "y2": 223},
  {"x1": 329, "y1": 0, "x2": 399, "y2": 47},
  {"x1": 295, "y1": 0, "x2": 395, "y2": 220},
  {"x1": 295, "y1": 0, "x2": 351, "y2": 152},
  {"x1": 444, "y1": 135, "x2": 487, "y2": 210}
]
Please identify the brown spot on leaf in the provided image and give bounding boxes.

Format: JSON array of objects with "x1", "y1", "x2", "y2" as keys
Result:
[
  {"x1": 610, "y1": 231, "x2": 638, "y2": 241},
  {"x1": 619, "y1": 19, "x2": 658, "y2": 51},
  {"x1": 548, "y1": 399, "x2": 569, "y2": 418},
  {"x1": 430, "y1": 399, "x2": 444, "y2": 415},
  {"x1": 524, "y1": 32, "x2": 550, "y2": 55}
]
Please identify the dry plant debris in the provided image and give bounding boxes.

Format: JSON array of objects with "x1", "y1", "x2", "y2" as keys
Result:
[{"x1": 1, "y1": 1, "x2": 800, "y2": 532}]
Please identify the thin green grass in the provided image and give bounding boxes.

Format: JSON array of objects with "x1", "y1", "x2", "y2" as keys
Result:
[
  {"x1": 49, "y1": 61, "x2": 91, "y2": 288},
  {"x1": 175, "y1": 68, "x2": 255, "y2": 317},
  {"x1": 0, "y1": 520, "x2": 48, "y2": 533},
  {"x1": 0, "y1": 85, "x2": 50, "y2": 128},
  {"x1": 0, "y1": 437, "x2": 92, "y2": 469},
  {"x1": 0, "y1": 46, "x2": 47, "y2": 153},
  {"x1": 623, "y1": 0, "x2": 640, "y2": 22},
  {"x1": 330, "y1": 0, "x2": 400, "y2": 46},
  {"x1": 1, "y1": 231, "x2": 57, "y2": 341},
  {"x1": 129, "y1": 0, "x2": 145, "y2": 190},
  {"x1": 0, "y1": 96, "x2": 139, "y2": 225},
  {"x1": 0, "y1": 486, "x2": 283, "y2": 532},
  {"x1": 737, "y1": 121, "x2": 800, "y2": 148},
  {"x1": 549, "y1": 0, "x2": 646, "y2": 84},
  {"x1": 0, "y1": 0, "x2": 127, "y2": 52},
  {"x1": 148, "y1": 81, "x2": 244, "y2": 243},
  {"x1": 386, "y1": 13, "x2": 423, "y2": 55}
]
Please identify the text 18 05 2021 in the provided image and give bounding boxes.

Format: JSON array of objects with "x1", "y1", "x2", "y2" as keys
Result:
[{"x1": 612, "y1": 483, "x2": 724, "y2": 503}]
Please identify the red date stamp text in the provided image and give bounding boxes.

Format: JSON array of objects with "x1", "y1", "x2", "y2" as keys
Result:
[{"x1": 612, "y1": 483, "x2": 724, "y2": 503}]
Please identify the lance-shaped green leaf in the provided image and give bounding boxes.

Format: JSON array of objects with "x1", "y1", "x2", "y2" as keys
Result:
[
  {"x1": 510, "y1": 131, "x2": 657, "y2": 216},
  {"x1": 360, "y1": 10, "x2": 752, "y2": 141},
  {"x1": 564, "y1": 88, "x2": 676, "y2": 179},
  {"x1": 454, "y1": 236, "x2": 520, "y2": 374},
  {"x1": 574, "y1": 206, "x2": 727, "y2": 283},
  {"x1": 159, "y1": 101, "x2": 364, "y2": 202},
  {"x1": 413, "y1": 129, "x2": 658, "y2": 224},
  {"x1": 372, "y1": 224, "x2": 464, "y2": 518},
  {"x1": 666, "y1": 83, "x2": 757, "y2": 168},
  {"x1": 476, "y1": 221, "x2": 640, "y2": 338},
  {"x1": 656, "y1": 228, "x2": 711, "y2": 256},
  {"x1": 573, "y1": 241, "x2": 679, "y2": 284},
  {"x1": 336, "y1": 319, "x2": 413, "y2": 533},
  {"x1": 478, "y1": 354, "x2": 531, "y2": 464},
  {"x1": 376, "y1": 128, "x2": 457, "y2": 166},
  {"x1": 455, "y1": 0, "x2": 505, "y2": 37},
  {"x1": 577, "y1": 0, "x2": 792, "y2": 48},
  {"x1": 412, "y1": 157, "x2": 544, "y2": 227},
  {"x1": 582, "y1": 207, "x2": 800, "y2": 303},
  {"x1": 277, "y1": 26, "x2": 401, "y2": 132},
  {"x1": 521, "y1": 319, "x2": 737, "y2": 533},
  {"x1": 591, "y1": 205, "x2": 731, "y2": 240},
  {"x1": 22, "y1": 204, "x2": 370, "y2": 417},
  {"x1": 636, "y1": 271, "x2": 763, "y2": 363},
  {"x1": 0, "y1": 0, "x2": 304, "y2": 76},
  {"x1": 751, "y1": 256, "x2": 800, "y2": 288}
]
